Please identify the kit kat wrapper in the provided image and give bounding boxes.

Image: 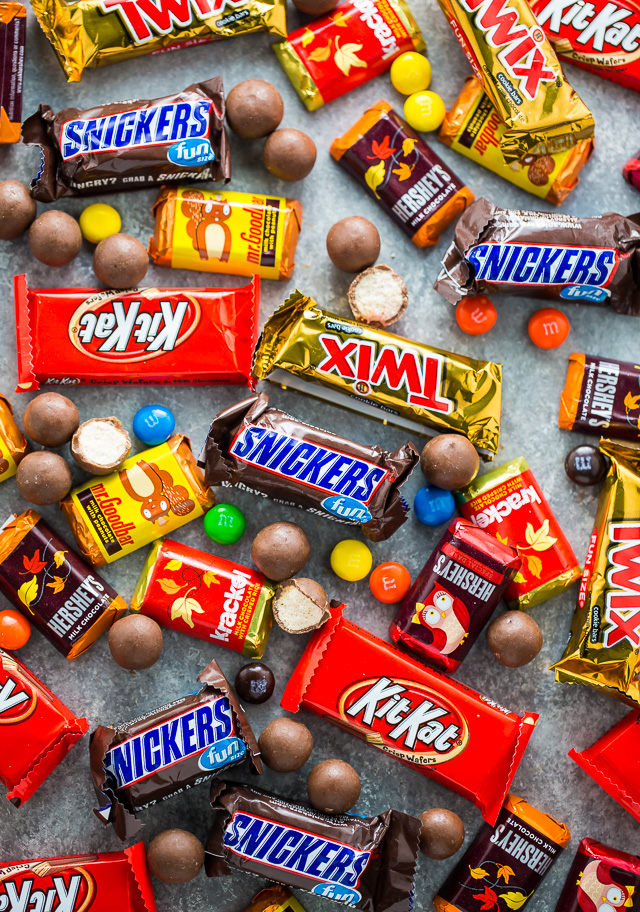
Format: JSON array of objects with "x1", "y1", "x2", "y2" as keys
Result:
[
  {"x1": 552, "y1": 838, "x2": 640, "y2": 912},
  {"x1": 559, "y1": 353, "x2": 640, "y2": 443},
  {"x1": 281, "y1": 604, "x2": 538, "y2": 824},
  {"x1": 0, "y1": 393, "x2": 27, "y2": 478},
  {"x1": 0, "y1": 3, "x2": 24, "y2": 143}
]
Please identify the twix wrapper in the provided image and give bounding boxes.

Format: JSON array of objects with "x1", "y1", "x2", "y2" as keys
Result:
[
  {"x1": 436, "y1": 0, "x2": 594, "y2": 162},
  {"x1": 553, "y1": 439, "x2": 640, "y2": 706},
  {"x1": 0, "y1": 3, "x2": 25, "y2": 143},
  {"x1": 273, "y1": 0, "x2": 424, "y2": 110},
  {"x1": 456, "y1": 457, "x2": 581, "y2": 609},
  {"x1": 559, "y1": 353, "x2": 640, "y2": 443},
  {"x1": 0, "y1": 394, "x2": 27, "y2": 481}
]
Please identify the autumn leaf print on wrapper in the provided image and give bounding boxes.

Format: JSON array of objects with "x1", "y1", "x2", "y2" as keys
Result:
[
  {"x1": 157, "y1": 558, "x2": 220, "y2": 629},
  {"x1": 497, "y1": 521, "x2": 556, "y2": 581},
  {"x1": 333, "y1": 37, "x2": 367, "y2": 76},
  {"x1": 16, "y1": 542, "x2": 72, "y2": 614}
]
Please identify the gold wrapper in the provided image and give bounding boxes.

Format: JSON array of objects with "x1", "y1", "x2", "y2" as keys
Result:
[
  {"x1": 553, "y1": 439, "x2": 640, "y2": 706},
  {"x1": 252, "y1": 291, "x2": 502, "y2": 456},
  {"x1": 30, "y1": 0, "x2": 287, "y2": 82},
  {"x1": 435, "y1": 0, "x2": 594, "y2": 162},
  {"x1": 273, "y1": 40, "x2": 323, "y2": 112},
  {"x1": 0, "y1": 394, "x2": 27, "y2": 482}
]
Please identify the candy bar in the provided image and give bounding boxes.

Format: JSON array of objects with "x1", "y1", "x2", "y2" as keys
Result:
[
  {"x1": 90, "y1": 659, "x2": 262, "y2": 840},
  {"x1": 206, "y1": 779, "x2": 420, "y2": 911},
  {"x1": 559, "y1": 353, "x2": 640, "y2": 442},
  {"x1": 281, "y1": 604, "x2": 538, "y2": 823},
  {"x1": 199, "y1": 392, "x2": 418, "y2": 542},
  {"x1": 553, "y1": 838, "x2": 640, "y2": 912},
  {"x1": 0, "y1": 393, "x2": 27, "y2": 479},
  {"x1": 0, "y1": 3, "x2": 24, "y2": 143},
  {"x1": 624, "y1": 151, "x2": 640, "y2": 192},
  {"x1": 243, "y1": 886, "x2": 308, "y2": 912}
]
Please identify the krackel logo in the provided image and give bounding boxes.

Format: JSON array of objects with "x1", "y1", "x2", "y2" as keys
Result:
[
  {"x1": 603, "y1": 521, "x2": 640, "y2": 649},
  {"x1": 534, "y1": 0, "x2": 640, "y2": 58},
  {"x1": 467, "y1": 243, "x2": 618, "y2": 287},
  {"x1": 100, "y1": 0, "x2": 248, "y2": 43}
]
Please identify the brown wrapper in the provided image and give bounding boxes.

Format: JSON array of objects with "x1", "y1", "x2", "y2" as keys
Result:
[
  {"x1": 0, "y1": 3, "x2": 24, "y2": 143},
  {"x1": 559, "y1": 353, "x2": 640, "y2": 443},
  {"x1": 0, "y1": 393, "x2": 27, "y2": 481}
]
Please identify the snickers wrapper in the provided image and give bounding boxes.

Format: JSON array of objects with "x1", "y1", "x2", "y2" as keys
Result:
[
  {"x1": 553, "y1": 838, "x2": 640, "y2": 912},
  {"x1": 0, "y1": 3, "x2": 24, "y2": 143},
  {"x1": 206, "y1": 779, "x2": 420, "y2": 912},
  {"x1": 559, "y1": 352, "x2": 640, "y2": 443},
  {"x1": 90, "y1": 659, "x2": 262, "y2": 840},
  {"x1": 434, "y1": 197, "x2": 640, "y2": 316},
  {"x1": 200, "y1": 392, "x2": 418, "y2": 542}
]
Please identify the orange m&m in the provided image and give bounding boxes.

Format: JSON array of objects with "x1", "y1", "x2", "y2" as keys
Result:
[
  {"x1": 369, "y1": 561, "x2": 411, "y2": 603},
  {"x1": 455, "y1": 295, "x2": 497, "y2": 335},
  {"x1": 0, "y1": 610, "x2": 31, "y2": 650},
  {"x1": 528, "y1": 308, "x2": 570, "y2": 349}
]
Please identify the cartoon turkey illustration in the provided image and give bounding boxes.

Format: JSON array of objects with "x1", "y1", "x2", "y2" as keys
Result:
[
  {"x1": 577, "y1": 860, "x2": 635, "y2": 912},
  {"x1": 411, "y1": 586, "x2": 470, "y2": 655}
]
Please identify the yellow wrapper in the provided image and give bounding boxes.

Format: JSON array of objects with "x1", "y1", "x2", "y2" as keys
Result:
[
  {"x1": 0, "y1": 394, "x2": 27, "y2": 482},
  {"x1": 553, "y1": 439, "x2": 640, "y2": 706}
]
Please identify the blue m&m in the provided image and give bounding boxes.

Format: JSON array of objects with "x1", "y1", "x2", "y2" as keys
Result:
[
  {"x1": 132, "y1": 405, "x2": 176, "y2": 446},
  {"x1": 414, "y1": 485, "x2": 455, "y2": 526}
]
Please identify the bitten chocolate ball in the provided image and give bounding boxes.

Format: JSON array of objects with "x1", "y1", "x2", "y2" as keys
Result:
[
  {"x1": 71, "y1": 417, "x2": 131, "y2": 475},
  {"x1": 420, "y1": 435, "x2": 480, "y2": 491},
  {"x1": 93, "y1": 233, "x2": 148, "y2": 288},
  {"x1": 259, "y1": 717, "x2": 313, "y2": 772},
  {"x1": 16, "y1": 452, "x2": 72, "y2": 505},
  {"x1": 0, "y1": 181, "x2": 36, "y2": 240},
  {"x1": 263, "y1": 129, "x2": 317, "y2": 182},
  {"x1": 251, "y1": 521, "x2": 310, "y2": 581},
  {"x1": 273, "y1": 578, "x2": 330, "y2": 633},
  {"x1": 226, "y1": 79, "x2": 284, "y2": 139},
  {"x1": 29, "y1": 210, "x2": 82, "y2": 267},
  {"x1": 147, "y1": 829, "x2": 205, "y2": 884},
  {"x1": 293, "y1": 0, "x2": 338, "y2": 13},
  {"x1": 235, "y1": 662, "x2": 275, "y2": 704},
  {"x1": 418, "y1": 809, "x2": 465, "y2": 859},
  {"x1": 307, "y1": 759, "x2": 361, "y2": 814},
  {"x1": 486, "y1": 611, "x2": 543, "y2": 668},
  {"x1": 108, "y1": 614, "x2": 163, "y2": 670},
  {"x1": 326, "y1": 217, "x2": 380, "y2": 273},
  {"x1": 23, "y1": 393, "x2": 79, "y2": 447}
]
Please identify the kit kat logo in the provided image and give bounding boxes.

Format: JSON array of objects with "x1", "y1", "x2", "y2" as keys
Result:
[
  {"x1": 0, "y1": 866, "x2": 95, "y2": 912},
  {"x1": 0, "y1": 671, "x2": 36, "y2": 725},
  {"x1": 533, "y1": 0, "x2": 640, "y2": 62},
  {"x1": 69, "y1": 290, "x2": 200, "y2": 362},
  {"x1": 603, "y1": 521, "x2": 640, "y2": 649}
]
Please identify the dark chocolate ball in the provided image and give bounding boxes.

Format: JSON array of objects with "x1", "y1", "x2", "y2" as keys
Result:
[
  {"x1": 486, "y1": 611, "x2": 543, "y2": 668},
  {"x1": 259, "y1": 717, "x2": 313, "y2": 772},
  {"x1": 147, "y1": 829, "x2": 205, "y2": 884},
  {"x1": 326, "y1": 217, "x2": 380, "y2": 273},
  {"x1": 251, "y1": 521, "x2": 310, "y2": 581},
  {"x1": 420, "y1": 434, "x2": 480, "y2": 491},
  {"x1": 93, "y1": 233, "x2": 148, "y2": 288},
  {"x1": 235, "y1": 662, "x2": 275, "y2": 704},
  {"x1": 29, "y1": 210, "x2": 82, "y2": 267},
  {"x1": 293, "y1": 0, "x2": 338, "y2": 13},
  {"x1": 418, "y1": 809, "x2": 465, "y2": 859},
  {"x1": 0, "y1": 181, "x2": 37, "y2": 240},
  {"x1": 108, "y1": 614, "x2": 163, "y2": 670},
  {"x1": 565, "y1": 445, "x2": 607, "y2": 486},
  {"x1": 263, "y1": 129, "x2": 317, "y2": 182},
  {"x1": 16, "y1": 451, "x2": 72, "y2": 505},
  {"x1": 23, "y1": 392, "x2": 80, "y2": 447},
  {"x1": 307, "y1": 759, "x2": 361, "y2": 814},
  {"x1": 226, "y1": 79, "x2": 284, "y2": 139}
]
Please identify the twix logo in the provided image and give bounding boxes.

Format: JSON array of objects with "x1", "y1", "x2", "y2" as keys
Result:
[
  {"x1": 603, "y1": 521, "x2": 640, "y2": 649},
  {"x1": 99, "y1": 0, "x2": 245, "y2": 44},
  {"x1": 0, "y1": 673, "x2": 36, "y2": 725}
]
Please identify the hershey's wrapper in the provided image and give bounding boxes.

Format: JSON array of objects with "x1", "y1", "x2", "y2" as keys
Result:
[
  {"x1": 552, "y1": 838, "x2": 640, "y2": 912},
  {"x1": 0, "y1": 3, "x2": 25, "y2": 143},
  {"x1": 559, "y1": 352, "x2": 640, "y2": 443}
]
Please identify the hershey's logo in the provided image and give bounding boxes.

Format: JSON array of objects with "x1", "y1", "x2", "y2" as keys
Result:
[
  {"x1": 584, "y1": 359, "x2": 620, "y2": 428},
  {"x1": 490, "y1": 823, "x2": 555, "y2": 874},
  {"x1": 76, "y1": 299, "x2": 189, "y2": 354},
  {"x1": 468, "y1": 484, "x2": 541, "y2": 527},
  {"x1": 535, "y1": 0, "x2": 640, "y2": 53},
  {"x1": 48, "y1": 575, "x2": 106, "y2": 638},
  {"x1": 603, "y1": 522, "x2": 640, "y2": 649},
  {"x1": 210, "y1": 569, "x2": 252, "y2": 643},
  {"x1": 433, "y1": 555, "x2": 497, "y2": 602}
]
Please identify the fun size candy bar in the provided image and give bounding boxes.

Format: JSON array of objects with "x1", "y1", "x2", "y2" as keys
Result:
[
  {"x1": 0, "y1": 4, "x2": 25, "y2": 144},
  {"x1": 559, "y1": 353, "x2": 640, "y2": 443},
  {"x1": 0, "y1": 394, "x2": 27, "y2": 480},
  {"x1": 553, "y1": 838, "x2": 640, "y2": 912},
  {"x1": 624, "y1": 150, "x2": 640, "y2": 192}
]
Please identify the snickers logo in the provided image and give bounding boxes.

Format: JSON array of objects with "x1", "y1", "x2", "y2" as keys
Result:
[{"x1": 467, "y1": 242, "x2": 618, "y2": 287}]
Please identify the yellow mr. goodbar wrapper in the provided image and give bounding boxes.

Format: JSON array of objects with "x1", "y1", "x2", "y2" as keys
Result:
[
  {"x1": 553, "y1": 439, "x2": 640, "y2": 707},
  {"x1": 251, "y1": 291, "x2": 502, "y2": 456}
]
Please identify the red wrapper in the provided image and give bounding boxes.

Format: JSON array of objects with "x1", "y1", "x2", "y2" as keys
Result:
[
  {"x1": 0, "y1": 648, "x2": 88, "y2": 806},
  {"x1": 553, "y1": 838, "x2": 640, "y2": 912},
  {"x1": 14, "y1": 274, "x2": 259, "y2": 392},
  {"x1": 624, "y1": 151, "x2": 640, "y2": 193},
  {"x1": 281, "y1": 605, "x2": 538, "y2": 824}
]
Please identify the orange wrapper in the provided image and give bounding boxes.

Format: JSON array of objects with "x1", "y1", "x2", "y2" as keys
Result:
[
  {"x1": 0, "y1": 394, "x2": 27, "y2": 481},
  {"x1": 0, "y1": 3, "x2": 24, "y2": 143}
]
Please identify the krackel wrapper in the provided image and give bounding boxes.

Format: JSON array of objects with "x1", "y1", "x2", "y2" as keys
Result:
[
  {"x1": 60, "y1": 435, "x2": 214, "y2": 567},
  {"x1": 252, "y1": 291, "x2": 503, "y2": 456},
  {"x1": 131, "y1": 538, "x2": 275, "y2": 658},
  {"x1": 274, "y1": 0, "x2": 424, "y2": 110},
  {"x1": 281, "y1": 605, "x2": 538, "y2": 823},
  {"x1": 30, "y1": 0, "x2": 286, "y2": 82},
  {"x1": 553, "y1": 439, "x2": 640, "y2": 706},
  {"x1": 23, "y1": 78, "x2": 230, "y2": 202},
  {"x1": 559, "y1": 353, "x2": 640, "y2": 443},
  {"x1": 434, "y1": 197, "x2": 640, "y2": 315},
  {"x1": 439, "y1": 76, "x2": 594, "y2": 205},
  {"x1": 0, "y1": 393, "x2": 27, "y2": 480},
  {"x1": 90, "y1": 659, "x2": 262, "y2": 840},
  {"x1": 553, "y1": 838, "x2": 640, "y2": 912},
  {"x1": 0, "y1": 3, "x2": 25, "y2": 144},
  {"x1": 206, "y1": 779, "x2": 420, "y2": 911},
  {"x1": 200, "y1": 393, "x2": 418, "y2": 542},
  {"x1": 0, "y1": 649, "x2": 87, "y2": 806},
  {"x1": 436, "y1": 0, "x2": 594, "y2": 163}
]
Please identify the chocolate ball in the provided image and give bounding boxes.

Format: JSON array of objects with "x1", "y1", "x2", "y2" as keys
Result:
[
  {"x1": 293, "y1": 0, "x2": 338, "y2": 13},
  {"x1": 16, "y1": 451, "x2": 72, "y2": 505},
  {"x1": 29, "y1": 210, "x2": 82, "y2": 267},
  {"x1": 108, "y1": 614, "x2": 163, "y2": 670},
  {"x1": 263, "y1": 129, "x2": 317, "y2": 182},
  {"x1": 486, "y1": 611, "x2": 543, "y2": 668},
  {"x1": 147, "y1": 829, "x2": 204, "y2": 884},
  {"x1": 326, "y1": 217, "x2": 380, "y2": 273},
  {"x1": 71, "y1": 417, "x2": 131, "y2": 475},
  {"x1": 23, "y1": 393, "x2": 80, "y2": 447},
  {"x1": 93, "y1": 233, "x2": 148, "y2": 288},
  {"x1": 307, "y1": 759, "x2": 361, "y2": 814},
  {"x1": 418, "y1": 809, "x2": 465, "y2": 859},
  {"x1": 420, "y1": 435, "x2": 480, "y2": 491},
  {"x1": 226, "y1": 79, "x2": 284, "y2": 139},
  {"x1": 259, "y1": 717, "x2": 313, "y2": 772},
  {"x1": 565, "y1": 444, "x2": 607, "y2": 486},
  {"x1": 0, "y1": 181, "x2": 36, "y2": 240},
  {"x1": 235, "y1": 662, "x2": 275, "y2": 704},
  {"x1": 273, "y1": 578, "x2": 330, "y2": 634},
  {"x1": 251, "y1": 521, "x2": 310, "y2": 581}
]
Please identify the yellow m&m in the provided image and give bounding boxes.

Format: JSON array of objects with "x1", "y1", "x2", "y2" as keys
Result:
[
  {"x1": 403, "y1": 91, "x2": 446, "y2": 133},
  {"x1": 330, "y1": 539, "x2": 373, "y2": 582},
  {"x1": 390, "y1": 52, "x2": 432, "y2": 95},
  {"x1": 79, "y1": 203, "x2": 122, "y2": 244}
]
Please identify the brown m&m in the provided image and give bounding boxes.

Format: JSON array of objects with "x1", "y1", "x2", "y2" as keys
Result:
[
  {"x1": 420, "y1": 434, "x2": 479, "y2": 491},
  {"x1": 419, "y1": 808, "x2": 465, "y2": 859},
  {"x1": 307, "y1": 759, "x2": 361, "y2": 814},
  {"x1": 273, "y1": 578, "x2": 330, "y2": 634},
  {"x1": 0, "y1": 181, "x2": 36, "y2": 240},
  {"x1": 29, "y1": 210, "x2": 82, "y2": 266},
  {"x1": 234, "y1": 662, "x2": 275, "y2": 704},
  {"x1": 486, "y1": 611, "x2": 543, "y2": 668},
  {"x1": 226, "y1": 79, "x2": 284, "y2": 139},
  {"x1": 108, "y1": 614, "x2": 163, "y2": 670},
  {"x1": 16, "y1": 451, "x2": 72, "y2": 504},
  {"x1": 259, "y1": 717, "x2": 313, "y2": 772},
  {"x1": 326, "y1": 216, "x2": 380, "y2": 273},
  {"x1": 23, "y1": 392, "x2": 79, "y2": 446},
  {"x1": 93, "y1": 233, "x2": 148, "y2": 288},
  {"x1": 263, "y1": 129, "x2": 316, "y2": 182},
  {"x1": 251, "y1": 522, "x2": 310, "y2": 581},
  {"x1": 565, "y1": 445, "x2": 607, "y2": 486},
  {"x1": 147, "y1": 829, "x2": 205, "y2": 884}
]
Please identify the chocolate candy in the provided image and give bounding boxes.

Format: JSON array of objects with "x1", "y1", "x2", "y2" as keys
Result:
[
  {"x1": 226, "y1": 79, "x2": 284, "y2": 139},
  {"x1": 486, "y1": 611, "x2": 543, "y2": 668},
  {"x1": 71, "y1": 417, "x2": 131, "y2": 475},
  {"x1": 147, "y1": 829, "x2": 204, "y2": 884},
  {"x1": 348, "y1": 265, "x2": 408, "y2": 327},
  {"x1": 456, "y1": 295, "x2": 497, "y2": 336},
  {"x1": 0, "y1": 180, "x2": 35, "y2": 238},
  {"x1": 330, "y1": 539, "x2": 372, "y2": 581},
  {"x1": 391, "y1": 52, "x2": 432, "y2": 95},
  {"x1": 0, "y1": 5, "x2": 25, "y2": 143},
  {"x1": 404, "y1": 90, "x2": 445, "y2": 133},
  {"x1": 23, "y1": 392, "x2": 79, "y2": 446},
  {"x1": 565, "y1": 444, "x2": 607, "y2": 486},
  {"x1": 552, "y1": 838, "x2": 640, "y2": 912},
  {"x1": 28, "y1": 210, "x2": 82, "y2": 266},
  {"x1": 263, "y1": 129, "x2": 316, "y2": 182},
  {"x1": 108, "y1": 614, "x2": 163, "y2": 670},
  {"x1": 420, "y1": 435, "x2": 479, "y2": 491},
  {"x1": 0, "y1": 609, "x2": 31, "y2": 649},
  {"x1": 326, "y1": 216, "x2": 380, "y2": 273},
  {"x1": 419, "y1": 809, "x2": 464, "y2": 859},
  {"x1": 624, "y1": 150, "x2": 640, "y2": 193},
  {"x1": 0, "y1": 395, "x2": 27, "y2": 482},
  {"x1": 413, "y1": 485, "x2": 455, "y2": 526},
  {"x1": 234, "y1": 662, "x2": 275, "y2": 704},
  {"x1": 559, "y1": 353, "x2": 640, "y2": 443},
  {"x1": 369, "y1": 561, "x2": 411, "y2": 604},
  {"x1": 203, "y1": 503, "x2": 246, "y2": 545},
  {"x1": 273, "y1": 579, "x2": 330, "y2": 634},
  {"x1": 528, "y1": 308, "x2": 570, "y2": 349},
  {"x1": 133, "y1": 405, "x2": 175, "y2": 446},
  {"x1": 251, "y1": 522, "x2": 310, "y2": 581},
  {"x1": 80, "y1": 203, "x2": 121, "y2": 244},
  {"x1": 258, "y1": 717, "x2": 313, "y2": 772},
  {"x1": 307, "y1": 759, "x2": 361, "y2": 814},
  {"x1": 93, "y1": 234, "x2": 148, "y2": 288},
  {"x1": 16, "y1": 451, "x2": 72, "y2": 504}
]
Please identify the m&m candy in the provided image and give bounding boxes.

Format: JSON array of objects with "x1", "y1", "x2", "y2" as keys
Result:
[
  {"x1": 528, "y1": 308, "x2": 570, "y2": 349},
  {"x1": 390, "y1": 52, "x2": 431, "y2": 95},
  {"x1": 0, "y1": 610, "x2": 31, "y2": 649},
  {"x1": 132, "y1": 405, "x2": 176, "y2": 445},
  {"x1": 369, "y1": 562, "x2": 411, "y2": 603},
  {"x1": 455, "y1": 295, "x2": 497, "y2": 335},
  {"x1": 403, "y1": 91, "x2": 446, "y2": 133},
  {"x1": 414, "y1": 485, "x2": 455, "y2": 526},
  {"x1": 203, "y1": 504, "x2": 246, "y2": 545},
  {"x1": 330, "y1": 539, "x2": 372, "y2": 581},
  {"x1": 79, "y1": 203, "x2": 122, "y2": 244}
]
